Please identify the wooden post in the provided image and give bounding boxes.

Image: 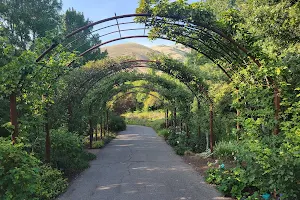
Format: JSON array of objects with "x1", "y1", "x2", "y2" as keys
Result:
[
  {"x1": 209, "y1": 104, "x2": 214, "y2": 153},
  {"x1": 274, "y1": 87, "x2": 280, "y2": 135},
  {"x1": 89, "y1": 106, "x2": 93, "y2": 149},
  {"x1": 10, "y1": 93, "x2": 19, "y2": 144}
]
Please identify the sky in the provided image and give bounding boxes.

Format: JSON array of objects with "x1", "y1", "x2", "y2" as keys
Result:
[{"x1": 62, "y1": 0, "x2": 199, "y2": 47}]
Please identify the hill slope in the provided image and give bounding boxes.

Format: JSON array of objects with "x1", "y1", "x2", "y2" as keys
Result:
[
  {"x1": 102, "y1": 43, "x2": 190, "y2": 61},
  {"x1": 102, "y1": 43, "x2": 160, "y2": 60}
]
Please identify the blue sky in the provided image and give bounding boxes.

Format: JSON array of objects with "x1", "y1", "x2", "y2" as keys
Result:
[{"x1": 62, "y1": 0, "x2": 199, "y2": 47}]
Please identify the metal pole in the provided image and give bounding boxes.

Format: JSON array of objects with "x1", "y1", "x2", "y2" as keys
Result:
[
  {"x1": 274, "y1": 86, "x2": 280, "y2": 135},
  {"x1": 67, "y1": 101, "x2": 73, "y2": 132},
  {"x1": 89, "y1": 106, "x2": 93, "y2": 148},
  {"x1": 180, "y1": 119, "x2": 183, "y2": 134},
  {"x1": 166, "y1": 109, "x2": 169, "y2": 128},
  {"x1": 236, "y1": 89, "x2": 240, "y2": 131},
  {"x1": 209, "y1": 104, "x2": 214, "y2": 153},
  {"x1": 106, "y1": 110, "x2": 109, "y2": 135},
  {"x1": 95, "y1": 124, "x2": 98, "y2": 141},
  {"x1": 10, "y1": 93, "x2": 19, "y2": 144},
  {"x1": 100, "y1": 118, "x2": 103, "y2": 139},
  {"x1": 45, "y1": 106, "x2": 50, "y2": 163},
  {"x1": 174, "y1": 107, "x2": 177, "y2": 130}
]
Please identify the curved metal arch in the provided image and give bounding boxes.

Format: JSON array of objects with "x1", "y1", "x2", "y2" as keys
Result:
[
  {"x1": 78, "y1": 35, "x2": 232, "y2": 80},
  {"x1": 108, "y1": 91, "x2": 168, "y2": 110},
  {"x1": 65, "y1": 13, "x2": 257, "y2": 64},
  {"x1": 70, "y1": 60, "x2": 212, "y2": 105},
  {"x1": 85, "y1": 73, "x2": 194, "y2": 107},
  {"x1": 38, "y1": 13, "x2": 260, "y2": 67},
  {"x1": 37, "y1": 13, "x2": 262, "y2": 81},
  {"x1": 65, "y1": 20, "x2": 242, "y2": 65},
  {"x1": 92, "y1": 85, "x2": 182, "y2": 111}
]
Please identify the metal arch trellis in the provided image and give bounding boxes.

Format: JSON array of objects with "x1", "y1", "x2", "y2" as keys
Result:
[
  {"x1": 87, "y1": 82, "x2": 213, "y2": 151},
  {"x1": 86, "y1": 88, "x2": 174, "y2": 148},
  {"x1": 67, "y1": 59, "x2": 212, "y2": 106},
  {"x1": 29, "y1": 12, "x2": 280, "y2": 157},
  {"x1": 36, "y1": 13, "x2": 260, "y2": 78},
  {"x1": 107, "y1": 91, "x2": 168, "y2": 110}
]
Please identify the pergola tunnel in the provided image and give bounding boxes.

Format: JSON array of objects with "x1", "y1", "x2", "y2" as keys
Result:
[
  {"x1": 2, "y1": 1, "x2": 300, "y2": 199},
  {"x1": 9, "y1": 13, "x2": 280, "y2": 156}
]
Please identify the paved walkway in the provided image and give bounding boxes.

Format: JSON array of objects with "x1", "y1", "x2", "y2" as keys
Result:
[{"x1": 58, "y1": 125, "x2": 228, "y2": 200}]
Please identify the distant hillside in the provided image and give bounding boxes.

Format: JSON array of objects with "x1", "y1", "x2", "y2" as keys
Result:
[
  {"x1": 102, "y1": 43, "x2": 160, "y2": 60},
  {"x1": 102, "y1": 43, "x2": 190, "y2": 61},
  {"x1": 151, "y1": 44, "x2": 191, "y2": 60}
]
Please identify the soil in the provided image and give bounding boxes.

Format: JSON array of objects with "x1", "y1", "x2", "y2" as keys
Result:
[{"x1": 182, "y1": 154, "x2": 216, "y2": 177}]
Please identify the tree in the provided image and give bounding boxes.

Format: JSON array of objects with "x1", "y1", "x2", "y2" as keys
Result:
[
  {"x1": 62, "y1": 8, "x2": 107, "y2": 63},
  {"x1": 0, "y1": 0, "x2": 62, "y2": 51}
]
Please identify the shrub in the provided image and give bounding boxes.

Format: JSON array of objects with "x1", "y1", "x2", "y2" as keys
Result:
[
  {"x1": 158, "y1": 129, "x2": 170, "y2": 139},
  {"x1": 0, "y1": 138, "x2": 68, "y2": 200},
  {"x1": 108, "y1": 114, "x2": 126, "y2": 132},
  {"x1": 50, "y1": 128, "x2": 94, "y2": 176},
  {"x1": 214, "y1": 140, "x2": 239, "y2": 160},
  {"x1": 189, "y1": 132, "x2": 207, "y2": 153},
  {"x1": 0, "y1": 138, "x2": 41, "y2": 200},
  {"x1": 82, "y1": 151, "x2": 97, "y2": 161},
  {"x1": 92, "y1": 140, "x2": 104, "y2": 148},
  {"x1": 37, "y1": 165, "x2": 68, "y2": 200},
  {"x1": 206, "y1": 165, "x2": 248, "y2": 199}
]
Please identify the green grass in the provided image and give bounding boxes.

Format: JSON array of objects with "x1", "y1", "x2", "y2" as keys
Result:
[{"x1": 122, "y1": 111, "x2": 165, "y2": 132}]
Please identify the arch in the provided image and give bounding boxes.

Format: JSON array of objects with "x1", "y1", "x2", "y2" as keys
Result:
[
  {"x1": 36, "y1": 13, "x2": 262, "y2": 79},
  {"x1": 108, "y1": 91, "x2": 167, "y2": 110},
  {"x1": 66, "y1": 58, "x2": 212, "y2": 106}
]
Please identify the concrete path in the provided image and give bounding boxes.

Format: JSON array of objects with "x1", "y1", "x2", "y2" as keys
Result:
[{"x1": 58, "y1": 125, "x2": 227, "y2": 200}]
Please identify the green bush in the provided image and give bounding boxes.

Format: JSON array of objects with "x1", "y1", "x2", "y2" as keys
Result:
[
  {"x1": 82, "y1": 151, "x2": 97, "y2": 161},
  {"x1": 108, "y1": 114, "x2": 126, "y2": 132},
  {"x1": 189, "y1": 132, "x2": 207, "y2": 153},
  {"x1": 214, "y1": 140, "x2": 239, "y2": 160},
  {"x1": 0, "y1": 138, "x2": 41, "y2": 200},
  {"x1": 206, "y1": 165, "x2": 248, "y2": 199},
  {"x1": 0, "y1": 138, "x2": 67, "y2": 200},
  {"x1": 158, "y1": 129, "x2": 170, "y2": 139},
  {"x1": 50, "y1": 128, "x2": 95, "y2": 176},
  {"x1": 167, "y1": 131, "x2": 193, "y2": 155},
  {"x1": 92, "y1": 140, "x2": 104, "y2": 148},
  {"x1": 38, "y1": 165, "x2": 68, "y2": 200}
]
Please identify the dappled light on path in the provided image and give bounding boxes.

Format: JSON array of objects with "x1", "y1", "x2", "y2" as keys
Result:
[{"x1": 58, "y1": 125, "x2": 231, "y2": 200}]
